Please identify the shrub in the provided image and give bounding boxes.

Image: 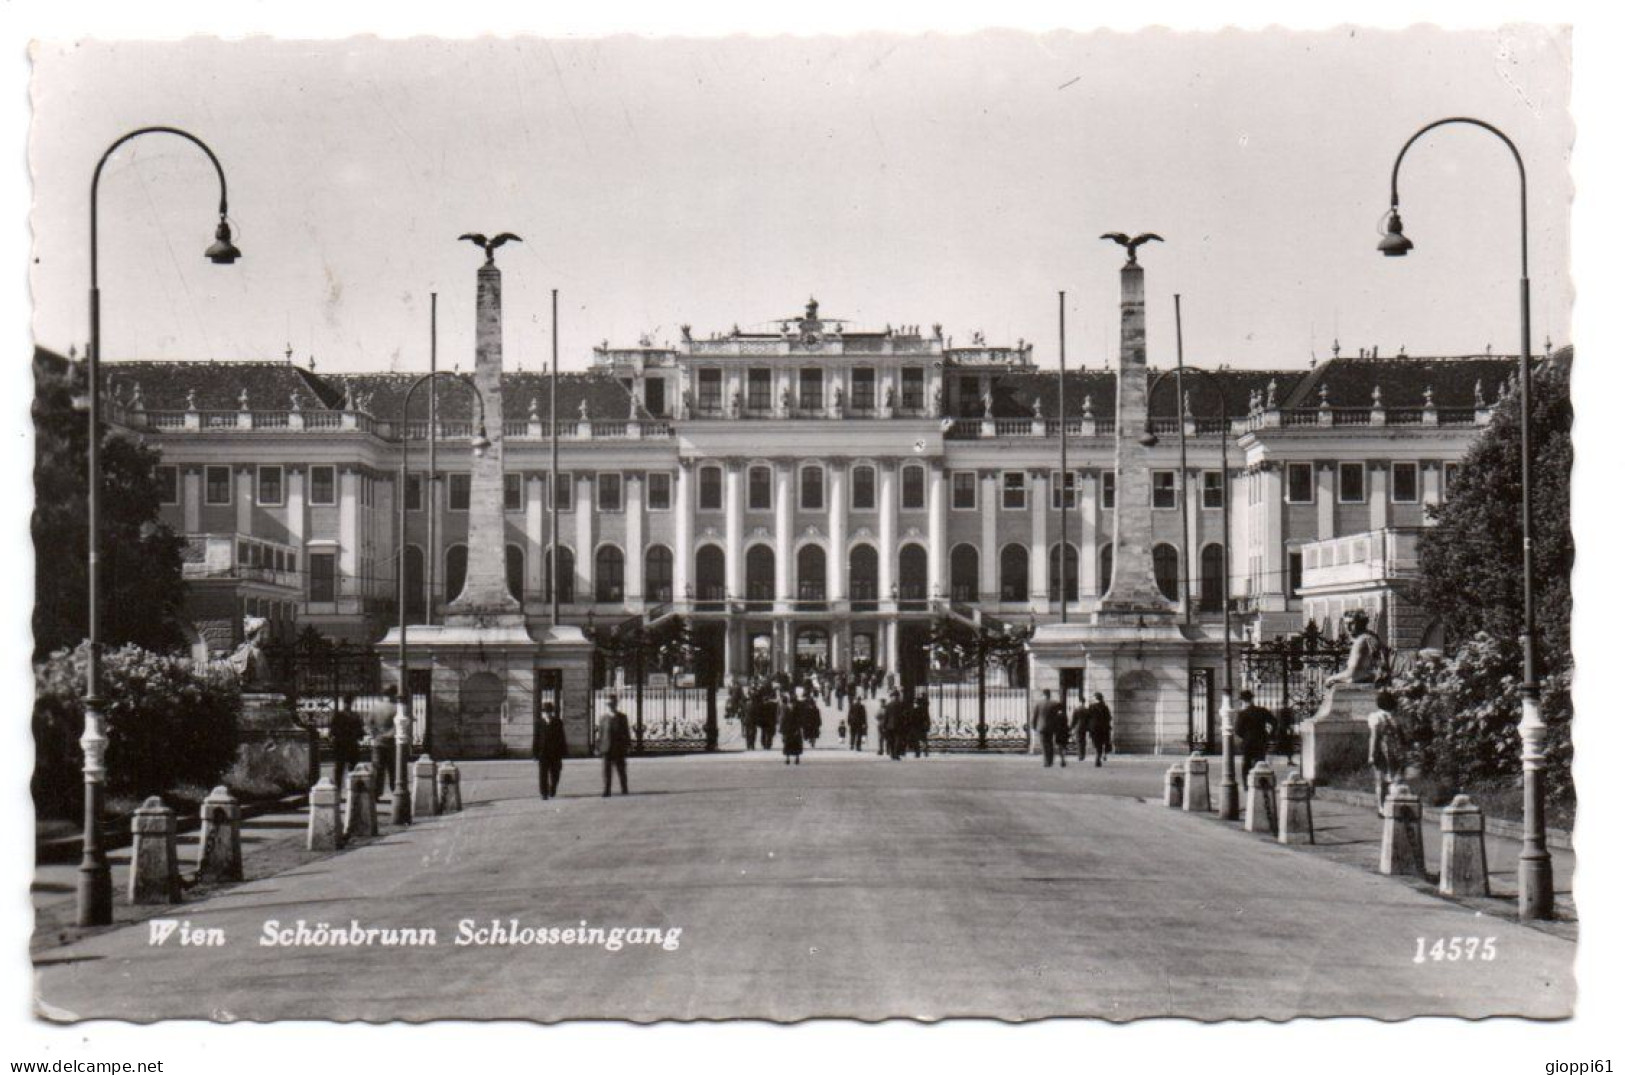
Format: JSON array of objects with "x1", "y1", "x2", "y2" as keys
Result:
[
  {"x1": 33, "y1": 643, "x2": 242, "y2": 820},
  {"x1": 1389, "y1": 632, "x2": 1573, "y2": 814}
]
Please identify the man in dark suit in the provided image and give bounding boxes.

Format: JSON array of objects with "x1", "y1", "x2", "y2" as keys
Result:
[
  {"x1": 329, "y1": 695, "x2": 365, "y2": 797},
  {"x1": 847, "y1": 696, "x2": 868, "y2": 752},
  {"x1": 882, "y1": 691, "x2": 906, "y2": 760},
  {"x1": 534, "y1": 700, "x2": 567, "y2": 799},
  {"x1": 1083, "y1": 692, "x2": 1113, "y2": 767},
  {"x1": 1032, "y1": 688, "x2": 1067, "y2": 767},
  {"x1": 1232, "y1": 689, "x2": 1274, "y2": 779},
  {"x1": 753, "y1": 687, "x2": 777, "y2": 751},
  {"x1": 1068, "y1": 695, "x2": 1089, "y2": 762},
  {"x1": 597, "y1": 694, "x2": 633, "y2": 797}
]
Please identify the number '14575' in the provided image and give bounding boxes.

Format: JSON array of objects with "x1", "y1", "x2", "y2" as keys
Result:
[{"x1": 1414, "y1": 937, "x2": 1496, "y2": 962}]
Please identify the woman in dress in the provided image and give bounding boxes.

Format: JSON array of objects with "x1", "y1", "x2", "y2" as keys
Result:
[{"x1": 779, "y1": 686, "x2": 804, "y2": 765}]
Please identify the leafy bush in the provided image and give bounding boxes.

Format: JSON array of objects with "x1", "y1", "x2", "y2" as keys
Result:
[
  {"x1": 33, "y1": 643, "x2": 242, "y2": 820},
  {"x1": 1389, "y1": 632, "x2": 1573, "y2": 814}
]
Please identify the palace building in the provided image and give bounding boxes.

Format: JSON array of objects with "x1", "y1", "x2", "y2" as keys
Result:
[{"x1": 85, "y1": 294, "x2": 1545, "y2": 749}]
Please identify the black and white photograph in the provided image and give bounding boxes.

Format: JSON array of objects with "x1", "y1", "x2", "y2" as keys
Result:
[{"x1": 4, "y1": 2, "x2": 1620, "y2": 1066}]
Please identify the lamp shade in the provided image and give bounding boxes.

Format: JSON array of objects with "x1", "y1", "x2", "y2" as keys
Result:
[{"x1": 1378, "y1": 209, "x2": 1414, "y2": 257}]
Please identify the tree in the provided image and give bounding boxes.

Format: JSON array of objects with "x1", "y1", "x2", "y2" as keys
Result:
[
  {"x1": 1415, "y1": 355, "x2": 1572, "y2": 669},
  {"x1": 32, "y1": 349, "x2": 188, "y2": 660},
  {"x1": 1410, "y1": 354, "x2": 1573, "y2": 813}
]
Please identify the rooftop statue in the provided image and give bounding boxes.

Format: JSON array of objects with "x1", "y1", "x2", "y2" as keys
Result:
[
  {"x1": 456, "y1": 231, "x2": 522, "y2": 265},
  {"x1": 1098, "y1": 231, "x2": 1164, "y2": 264}
]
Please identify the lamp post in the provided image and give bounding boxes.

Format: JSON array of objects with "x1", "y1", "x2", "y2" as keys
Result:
[
  {"x1": 1379, "y1": 116, "x2": 1552, "y2": 920},
  {"x1": 394, "y1": 371, "x2": 489, "y2": 824},
  {"x1": 1144, "y1": 365, "x2": 1236, "y2": 818},
  {"x1": 82, "y1": 127, "x2": 240, "y2": 927}
]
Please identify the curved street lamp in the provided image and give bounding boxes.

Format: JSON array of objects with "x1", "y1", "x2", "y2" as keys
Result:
[
  {"x1": 393, "y1": 371, "x2": 489, "y2": 825},
  {"x1": 1143, "y1": 365, "x2": 1238, "y2": 819},
  {"x1": 1380, "y1": 116, "x2": 1552, "y2": 921},
  {"x1": 80, "y1": 127, "x2": 240, "y2": 927}
]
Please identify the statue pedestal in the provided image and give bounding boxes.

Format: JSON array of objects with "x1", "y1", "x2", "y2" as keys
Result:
[{"x1": 1299, "y1": 684, "x2": 1376, "y2": 783}]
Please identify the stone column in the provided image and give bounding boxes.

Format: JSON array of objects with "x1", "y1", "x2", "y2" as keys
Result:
[
  {"x1": 1030, "y1": 468, "x2": 1049, "y2": 608},
  {"x1": 978, "y1": 470, "x2": 998, "y2": 600},
  {"x1": 775, "y1": 460, "x2": 793, "y2": 608},
  {"x1": 674, "y1": 459, "x2": 694, "y2": 603},
  {"x1": 1079, "y1": 470, "x2": 1099, "y2": 601},
  {"x1": 625, "y1": 473, "x2": 645, "y2": 607},
  {"x1": 828, "y1": 459, "x2": 848, "y2": 603},
  {"x1": 236, "y1": 466, "x2": 253, "y2": 535},
  {"x1": 574, "y1": 474, "x2": 594, "y2": 602},
  {"x1": 1369, "y1": 462, "x2": 1389, "y2": 531},
  {"x1": 927, "y1": 462, "x2": 948, "y2": 599},
  {"x1": 1316, "y1": 462, "x2": 1336, "y2": 540},
  {"x1": 446, "y1": 260, "x2": 522, "y2": 619},
  {"x1": 1098, "y1": 255, "x2": 1174, "y2": 619},
  {"x1": 1259, "y1": 463, "x2": 1285, "y2": 605},
  {"x1": 525, "y1": 474, "x2": 544, "y2": 595},
  {"x1": 183, "y1": 466, "x2": 202, "y2": 533},
  {"x1": 338, "y1": 467, "x2": 359, "y2": 599},
  {"x1": 878, "y1": 461, "x2": 898, "y2": 604},
  {"x1": 286, "y1": 467, "x2": 306, "y2": 561},
  {"x1": 724, "y1": 461, "x2": 745, "y2": 601}
]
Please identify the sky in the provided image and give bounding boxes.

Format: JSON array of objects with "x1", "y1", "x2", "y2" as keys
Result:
[{"x1": 26, "y1": 30, "x2": 1572, "y2": 375}]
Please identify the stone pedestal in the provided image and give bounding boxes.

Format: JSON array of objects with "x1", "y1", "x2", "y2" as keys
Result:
[
  {"x1": 130, "y1": 796, "x2": 181, "y2": 904},
  {"x1": 1182, "y1": 754, "x2": 1211, "y2": 812},
  {"x1": 1439, "y1": 794, "x2": 1490, "y2": 897},
  {"x1": 1379, "y1": 782, "x2": 1426, "y2": 877},
  {"x1": 224, "y1": 692, "x2": 314, "y2": 792},
  {"x1": 412, "y1": 755, "x2": 439, "y2": 820},
  {"x1": 1163, "y1": 765, "x2": 1184, "y2": 807},
  {"x1": 437, "y1": 762, "x2": 463, "y2": 813},
  {"x1": 307, "y1": 777, "x2": 341, "y2": 851},
  {"x1": 1244, "y1": 764, "x2": 1277, "y2": 834},
  {"x1": 344, "y1": 765, "x2": 377, "y2": 840},
  {"x1": 195, "y1": 785, "x2": 242, "y2": 883},
  {"x1": 1277, "y1": 771, "x2": 1315, "y2": 845},
  {"x1": 1299, "y1": 684, "x2": 1376, "y2": 782}
]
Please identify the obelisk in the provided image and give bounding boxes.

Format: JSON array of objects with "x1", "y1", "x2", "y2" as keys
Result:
[
  {"x1": 445, "y1": 245, "x2": 523, "y2": 623},
  {"x1": 1096, "y1": 241, "x2": 1177, "y2": 621}
]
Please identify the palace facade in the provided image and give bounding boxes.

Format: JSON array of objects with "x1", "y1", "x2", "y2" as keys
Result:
[{"x1": 92, "y1": 298, "x2": 1538, "y2": 689}]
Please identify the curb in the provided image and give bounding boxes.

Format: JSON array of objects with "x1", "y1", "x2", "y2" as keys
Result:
[{"x1": 1312, "y1": 785, "x2": 1572, "y2": 851}]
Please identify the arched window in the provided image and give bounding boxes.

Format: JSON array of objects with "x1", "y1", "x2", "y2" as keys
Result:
[
  {"x1": 950, "y1": 544, "x2": 979, "y2": 602},
  {"x1": 444, "y1": 545, "x2": 468, "y2": 604},
  {"x1": 1200, "y1": 543, "x2": 1225, "y2": 613},
  {"x1": 797, "y1": 544, "x2": 827, "y2": 601},
  {"x1": 745, "y1": 545, "x2": 775, "y2": 605},
  {"x1": 849, "y1": 544, "x2": 879, "y2": 608},
  {"x1": 1001, "y1": 544, "x2": 1029, "y2": 601},
  {"x1": 595, "y1": 546, "x2": 625, "y2": 603},
  {"x1": 1154, "y1": 543, "x2": 1181, "y2": 603},
  {"x1": 506, "y1": 544, "x2": 524, "y2": 602},
  {"x1": 1098, "y1": 545, "x2": 1113, "y2": 595},
  {"x1": 554, "y1": 547, "x2": 576, "y2": 604},
  {"x1": 898, "y1": 544, "x2": 928, "y2": 605},
  {"x1": 645, "y1": 545, "x2": 674, "y2": 603},
  {"x1": 695, "y1": 545, "x2": 725, "y2": 604},
  {"x1": 1048, "y1": 543, "x2": 1078, "y2": 602},
  {"x1": 403, "y1": 544, "x2": 426, "y2": 623}
]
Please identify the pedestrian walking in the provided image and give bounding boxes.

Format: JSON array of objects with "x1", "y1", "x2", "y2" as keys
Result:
[
  {"x1": 799, "y1": 686, "x2": 822, "y2": 749},
  {"x1": 848, "y1": 697, "x2": 868, "y2": 751},
  {"x1": 534, "y1": 699, "x2": 567, "y2": 799},
  {"x1": 328, "y1": 695, "x2": 365, "y2": 796},
  {"x1": 1068, "y1": 695, "x2": 1089, "y2": 762},
  {"x1": 1032, "y1": 688, "x2": 1067, "y2": 767},
  {"x1": 755, "y1": 687, "x2": 778, "y2": 751},
  {"x1": 1367, "y1": 690, "x2": 1406, "y2": 813},
  {"x1": 883, "y1": 691, "x2": 907, "y2": 760},
  {"x1": 1083, "y1": 692, "x2": 1113, "y2": 767},
  {"x1": 911, "y1": 693, "x2": 931, "y2": 757},
  {"x1": 780, "y1": 687, "x2": 805, "y2": 765},
  {"x1": 597, "y1": 694, "x2": 632, "y2": 797},
  {"x1": 1232, "y1": 689, "x2": 1274, "y2": 780}
]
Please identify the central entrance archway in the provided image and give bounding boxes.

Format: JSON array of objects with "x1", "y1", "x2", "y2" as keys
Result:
[{"x1": 794, "y1": 626, "x2": 830, "y2": 674}]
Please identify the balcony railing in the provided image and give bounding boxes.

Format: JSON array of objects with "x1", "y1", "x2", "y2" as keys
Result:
[
  {"x1": 1299, "y1": 527, "x2": 1422, "y2": 590},
  {"x1": 181, "y1": 532, "x2": 301, "y2": 588}
]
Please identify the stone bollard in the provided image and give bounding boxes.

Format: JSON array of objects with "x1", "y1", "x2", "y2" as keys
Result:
[
  {"x1": 412, "y1": 755, "x2": 440, "y2": 821},
  {"x1": 1379, "y1": 782, "x2": 1427, "y2": 877},
  {"x1": 195, "y1": 785, "x2": 242, "y2": 883},
  {"x1": 1439, "y1": 794, "x2": 1491, "y2": 897},
  {"x1": 437, "y1": 762, "x2": 463, "y2": 814},
  {"x1": 345, "y1": 765, "x2": 377, "y2": 840},
  {"x1": 1182, "y1": 754, "x2": 1211, "y2": 813},
  {"x1": 1163, "y1": 765, "x2": 1185, "y2": 808},
  {"x1": 307, "y1": 777, "x2": 341, "y2": 851},
  {"x1": 1277, "y1": 771, "x2": 1315, "y2": 845},
  {"x1": 1244, "y1": 764, "x2": 1278, "y2": 834},
  {"x1": 130, "y1": 796, "x2": 181, "y2": 904}
]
